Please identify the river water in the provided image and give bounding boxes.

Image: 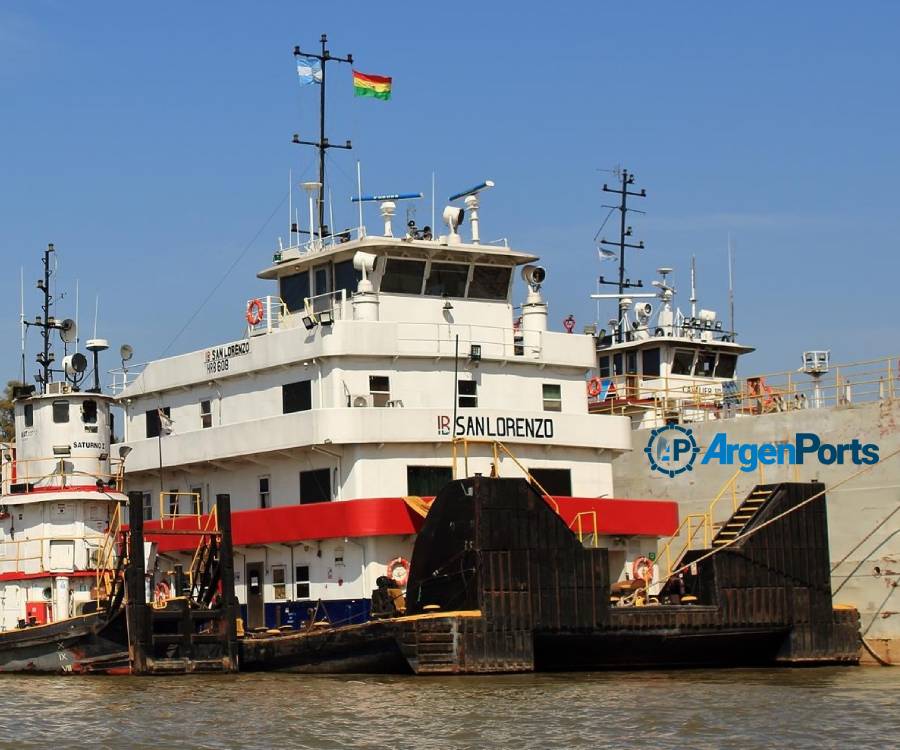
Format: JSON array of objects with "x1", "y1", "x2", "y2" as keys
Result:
[{"x1": 1, "y1": 667, "x2": 896, "y2": 750}]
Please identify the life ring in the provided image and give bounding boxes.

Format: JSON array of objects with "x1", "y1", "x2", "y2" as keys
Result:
[
  {"x1": 154, "y1": 580, "x2": 171, "y2": 606},
  {"x1": 246, "y1": 298, "x2": 265, "y2": 326},
  {"x1": 586, "y1": 377, "x2": 603, "y2": 398},
  {"x1": 513, "y1": 316, "x2": 523, "y2": 332},
  {"x1": 386, "y1": 557, "x2": 410, "y2": 588},
  {"x1": 632, "y1": 556, "x2": 654, "y2": 584},
  {"x1": 563, "y1": 314, "x2": 576, "y2": 333}
]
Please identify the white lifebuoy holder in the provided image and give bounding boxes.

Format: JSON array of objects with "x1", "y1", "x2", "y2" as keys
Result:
[
  {"x1": 387, "y1": 557, "x2": 410, "y2": 588},
  {"x1": 246, "y1": 298, "x2": 265, "y2": 326}
]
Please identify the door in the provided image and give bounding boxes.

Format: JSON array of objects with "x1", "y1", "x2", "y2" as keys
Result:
[{"x1": 245, "y1": 561, "x2": 265, "y2": 630}]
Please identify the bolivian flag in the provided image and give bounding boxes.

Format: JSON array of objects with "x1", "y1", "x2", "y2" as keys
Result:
[{"x1": 353, "y1": 70, "x2": 392, "y2": 101}]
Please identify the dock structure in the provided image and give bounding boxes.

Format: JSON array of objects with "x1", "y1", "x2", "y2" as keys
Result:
[{"x1": 125, "y1": 492, "x2": 239, "y2": 675}]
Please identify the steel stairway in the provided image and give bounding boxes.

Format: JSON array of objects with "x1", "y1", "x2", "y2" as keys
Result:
[{"x1": 711, "y1": 484, "x2": 779, "y2": 548}]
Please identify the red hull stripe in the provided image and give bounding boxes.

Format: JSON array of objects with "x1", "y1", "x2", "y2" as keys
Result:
[
  {"x1": 0, "y1": 570, "x2": 99, "y2": 582},
  {"x1": 142, "y1": 496, "x2": 679, "y2": 553}
]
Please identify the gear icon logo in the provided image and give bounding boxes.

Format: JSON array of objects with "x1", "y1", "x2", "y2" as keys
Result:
[{"x1": 644, "y1": 424, "x2": 700, "y2": 478}]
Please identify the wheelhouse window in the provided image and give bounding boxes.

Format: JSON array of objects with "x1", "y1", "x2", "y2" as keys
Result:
[
  {"x1": 272, "y1": 566, "x2": 286, "y2": 601},
  {"x1": 697, "y1": 350, "x2": 717, "y2": 378},
  {"x1": 529, "y1": 468, "x2": 572, "y2": 496},
  {"x1": 469, "y1": 266, "x2": 511, "y2": 300},
  {"x1": 296, "y1": 565, "x2": 310, "y2": 599},
  {"x1": 380, "y1": 258, "x2": 426, "y2": 294},
  {"x1": 280, "y1": 270, "x2": 310, "y2": 313},
  {"x1": 425, "y1": 262, "x2": 469, "y2": 297},
  {"x1": 671, "y1": 349, "x2": 695, "y2": 376},
  {"x1": 542, "y1": 384, "x2": 562, "y2": 412},
  {"x1": 81, "y1": 400, "x2": 98, "y2": 424},
  {"x1": 407, "y1": 466, "x2": 453, "y2": 496},
  {"x1": 598, "y1": 356, "x2": 611, "y2": 378},
  {"x1": 716, "y1": 353, "x2": 738, "y2": 379},
  {"x1": 642, "y1": 348, "x2": 661, "y2": 378},
  {"x1": 626, "y1": 352, "x2": 638, "y2": 375},
  {"x1": 613, "y1": 353, "x2": 623, "y2": 376},
  {"x1": 334, "y1": 259, "x2": 362, "y2": 297},
  {"x1": 458, "y1": 380, "x2": 477, "y2": 408},
  {"x1": 200, "y1": 399, "x2": 212, "y2": 429},
  {"x1": 145, "y1": 407, "x2": 170, "y2": 439},
  {"x1": 24, "y1": 403, "x2": 33, "y2": 427},
  {"x1": 258, "y1": 476, "x2": 270, "y2": 509},
  {"x1": 300, "y1": 468, "x2": 331, "y2": 504},
  {"x1": 283, "y1": 381, "x2": 312, "y2": 413},
  {"x1": 53, "y1": 400, "x2": 70, "y2": 424},
  {"x1": 369, "y1": 376, "x2": 390, "y2": 407}
]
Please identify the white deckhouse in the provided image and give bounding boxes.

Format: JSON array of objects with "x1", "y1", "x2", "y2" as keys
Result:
[{"x1": 115, "y1": 192, "x2": 676, "y2": 630}]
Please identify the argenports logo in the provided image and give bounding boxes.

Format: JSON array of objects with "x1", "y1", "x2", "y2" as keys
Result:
[
  {"x1": 645, "y1": 427, "x2": 880, "y2": 477},
  {"x1": 644, "y1": 424, "x2": 701, "y2": 478}
]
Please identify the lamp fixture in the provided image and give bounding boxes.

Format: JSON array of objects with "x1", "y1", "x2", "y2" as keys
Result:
[
  {"x1": 302, "y1": 315, "x2": 318, "y2": 330},
  {"x1": 469, "y1": 344, "x2": 482, "y2": 361},
  {"x1": 53, "y1": 445, "x2": 71, "y2": 456},
  {"x1": 319, "y1": 310, "x2": 334, "y2": 326}
]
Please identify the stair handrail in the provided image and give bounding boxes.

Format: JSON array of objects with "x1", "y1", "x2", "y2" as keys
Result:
[
  {"x1": 656, "y1": 512, "x2": 709, "y2": 577},
  {"x1": 187, "y1": 505, "x2": 220, "y2": 592},
  {"x1": 95, "y1": 501, "x2": 123, "y2": 602}
]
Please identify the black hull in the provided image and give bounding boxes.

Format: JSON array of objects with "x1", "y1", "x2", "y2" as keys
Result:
[
  {"x1": 240, "y1": 478, "x2": 860, "y2": 675},
  {"x1": 0, "y1": 610, "x2": 129, "y2": 674}
]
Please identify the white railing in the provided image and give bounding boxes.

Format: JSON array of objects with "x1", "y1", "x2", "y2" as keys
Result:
[
  {"x1": 247, "y1": 295, "x2": 287, "y2": 336},
  {"x1": 303, "y1": 288, "x2": 349, "y2": 320},
  {"x1": 395, "y1": 321, "x2": 532, "y2": 360}
]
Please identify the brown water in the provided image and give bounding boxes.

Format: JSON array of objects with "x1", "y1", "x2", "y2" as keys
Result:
[{"x1": 0, "y1": 667, "x2": 896, "y2": 750}]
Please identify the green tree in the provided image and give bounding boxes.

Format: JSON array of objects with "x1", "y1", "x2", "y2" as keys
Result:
[{"x1": 0, "y1": 380, "x2": 23, "y2": 443}]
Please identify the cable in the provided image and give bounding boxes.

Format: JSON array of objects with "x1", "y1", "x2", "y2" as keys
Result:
[{"x1": 156, "y1": 191, "x2": 290, "y2": 359}]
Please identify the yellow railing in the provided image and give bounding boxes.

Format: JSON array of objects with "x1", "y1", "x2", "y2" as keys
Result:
[
  {"x1": 95, "y1": 502, "x2": 123, "y2": 601},
  {"x1": 589, "y1": 353, "x2": 899, "y2": 423},
  {"x1": 655, "y1": 466, "x2": 763, "y2": 577},
  {"x1": 450, "y1": 437, "x2": 560, "y2": 514},
  {"x1": 158, "y1": 491, "x2": 204, "y2": 530},
  {"x1": 187, "y1": 505, "x2": 219, "y2": 588},
  {"x1": 568, "y1": 511, "x2": 599, "y2": 547},
  {"x1": 0, "y1": 454, "x2": 125, "y2": 495}
]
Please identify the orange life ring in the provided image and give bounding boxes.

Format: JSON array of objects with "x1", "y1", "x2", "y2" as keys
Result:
[
  {"x1": 154, "y1": 580, "x2": 171, "y2": 606},
  {"x1": 386, "y1": 557, "x2": 410, "y2": 588},
  {"x1": 632, "y1": 556, "x2": 654, "y2": 584},
  {"x1": 246, "y1": 298, "x2": 265, "y2": 326},
  {"x1": 586, "y1": 377, "x2": 603, "y2": 398}
]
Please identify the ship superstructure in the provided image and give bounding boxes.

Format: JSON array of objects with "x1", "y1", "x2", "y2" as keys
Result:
[{"x1": 0, "y1": 244, "x2": 127, "y2": 636}]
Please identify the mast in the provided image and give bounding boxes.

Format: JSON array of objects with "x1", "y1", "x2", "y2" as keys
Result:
[
  {"x1": 597, "y1": 169, "x2": 647, "y2": 342},
  {"x1": 32, "y1": 243, "x2": 57, "y2": 393},
  {"x1": 292, "y1": 35, "x2": 353, "y2": 235}
]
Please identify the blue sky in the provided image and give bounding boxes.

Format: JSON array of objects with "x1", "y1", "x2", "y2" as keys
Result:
[{"x1": 1, "y1": 1, "x2": 898, "y2": 383}]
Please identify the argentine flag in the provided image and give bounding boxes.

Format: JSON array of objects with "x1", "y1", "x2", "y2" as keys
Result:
[{"x1": 296, "y1": 56, "x2": 322, "y2": 86}]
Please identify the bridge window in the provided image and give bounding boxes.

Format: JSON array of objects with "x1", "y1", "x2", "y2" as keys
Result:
[
  {"x1": 529, "y1": 468, "x2": 572, "y2": 496},
  {"x1": 613, "y1": 354, "x2": 623, "y2": 376},
  {"x1": 425, "y1": 262, "x2": 469, "y2": 297},
  {"x1": 299, "y1": 468, "x2": 331, "y2": 504},
  {"x1": 458, "y1": 380, "x2": 477, "y2": 408},
  {"x1": 469, "y1": 266, "x2": 511, "y2": 300},
  {"x1": 334, "y1": 259, "x2": 362, "y2": 297},
  {"x1": 53, "y1": 400, "x2": 70, "y2": 424},
  {"x1": 81, "y1": 400, "x2": 97, "y2": 424},
  {"x1": 145, "y1": 407, "x2": 170, "y2": 439},
  {"x1": 542, "y1": 384, "x2": 562, "y2": 412},
  {"x1": 697, "y1": 351, "x2": 716, "y2": 378},
  {"x1": 369, "y1": 376, "x2": 391, "y2": 407},
  {"x1": 296, "y1": 565, "x2": 310, "y2": 599},
  {"x1": 280, "y1": 270, "x2": 310, "y2": 313},
  {"x1": 272, "y1": 566, "x2": 286, "y2": 601},
  {"x1": 598, "y1": 356, "x2": 611, "y2": 378},
  {"x1": 407, "y1": 466, "x2": 453, "y2": 496},
  {"x1": 283, "y1": 381, "x2": 312, "y2": 414},
  {"x1": 671, "y1": 349, "x2": 695, "y2": 376},
  {"x1": 626, "y1": 352, "x2": 638, "y2": 375},
  {"x1": 716, "y1": 353, "x2": 738, "y2": 379},
  {"x1": 199, "y1": 399, "x2": 212, "y2": 429},
  {"x1": 258, "y1": 476, "x2": 270, "y2": 509},
  {"x1": 642, "y1": 348, "x2": 661, "y2": 378},
  {"x1": 380, "y1": 258, "x2": 425, "y2": 294}
]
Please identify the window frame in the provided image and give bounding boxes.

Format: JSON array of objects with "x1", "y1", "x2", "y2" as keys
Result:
[
  {"x1": 258, "y1": 475, "x2": 270, "y2": 509},
  {"x1": 271, "y1": 565, "x2": 287, "y2": 601},
  {"x1": 199, "y1": 399, "x2": 213, "y2": 429},
  {"x1": 142, "y1": 492, "x2": 153, "y2": 521},
  {"x1": 379, "y1": 258, "x2": 427, "y2": 295},
  {"x1": 369, "y1": 375, "x2": 391, "y2": 408},
  {"x1": 295, "y1": 565, "x2": 311, "y2": 599},
  {"x1": 542, "y1": 383, "x2": 562, "y2": 412},
  {"x1": 458, "y1": 379, "x2": 477, "y2": 408},
  {"x1": 299, "y1": 468, "x2": 332, "y2": 504},
  {"x1": 282, "y1": 380, "x2": 312, "y2": 414},
  {"x1": 671, "y1": 349, "x2": 696, "y2": 376},
  {"x1": 52, "y1": 400, "x2": 70, "y2": 424}
]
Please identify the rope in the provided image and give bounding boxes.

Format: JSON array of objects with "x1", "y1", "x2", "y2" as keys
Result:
[
  {"x1": 831, "y1": 503, "x2": 900, "y2": 572},
  {"x1": 668, "y1": 445, "x2": 900, "y2": 581},
  {"x1": 860, "y1": 633, "x2": 894, "y2": 666}
]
